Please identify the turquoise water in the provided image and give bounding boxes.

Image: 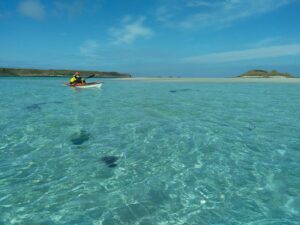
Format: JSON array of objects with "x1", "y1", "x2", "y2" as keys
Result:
[{"x1": 0, "y1": 77, "x2": 299, "y2": 225}]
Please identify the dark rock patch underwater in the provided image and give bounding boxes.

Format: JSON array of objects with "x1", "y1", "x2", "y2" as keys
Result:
[
  {"x1": 25, "y1": 103, "x2": 45, "y2": 111},
  {"x1": 70, "y1": 129, "x2": 90, "y2": 145},
  {"x1": 101, "y1": 156, "x2": 119, "y2": 168},
  {"x1": 26, "y1": 101, "x2": 63, "y2": 111},
  {"x1": 169, "y1": 89, "x2": 192, "y2": 93}
]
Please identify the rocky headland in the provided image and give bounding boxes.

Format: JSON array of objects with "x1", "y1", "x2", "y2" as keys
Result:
[
  {"x1": 0, "y1": 68, "x2": 132, "y2": 78},
  {"x1": 238, "y1": 70, "x2": 293, "y2": 78}
]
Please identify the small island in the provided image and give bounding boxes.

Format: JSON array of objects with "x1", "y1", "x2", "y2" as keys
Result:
[
  {"x1": 238, "y1": 70, "x2": 293, "y2": 78},
  {"x1": 0, "y1": 68, "x2": 132, "y2": 78}
]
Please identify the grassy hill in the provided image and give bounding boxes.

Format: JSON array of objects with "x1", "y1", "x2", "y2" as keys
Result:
[{"x1": 0, "y1": 68, "x2": 132, "y2": 78}]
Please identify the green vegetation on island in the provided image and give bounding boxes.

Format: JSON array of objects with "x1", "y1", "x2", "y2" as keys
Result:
[
  {"x1": 238, "y1": 70, "x2": 293, "y2": 78},
  {"x1": 0, "y1": 68, "x2": 132, "y2": 78}
]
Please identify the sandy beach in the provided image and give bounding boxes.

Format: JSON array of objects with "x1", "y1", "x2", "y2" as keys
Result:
[{"x1": 116, "y1": 77, "x2": 300, "y2": 83}]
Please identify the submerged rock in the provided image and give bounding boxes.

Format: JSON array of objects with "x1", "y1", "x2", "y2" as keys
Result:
[
  {"x1": 169, "y1": 89, "x2": 192, "y2": 93},
  {"x1": 26, "y1": 101, "x2": 63, "y2": 111},
  {"x1": 246, "y1": 123, "x2": 256, "y2": 131},
  {"x1": 26, "y1": 104, "x2": 42, "y2": 111},
  {"x1": 101, "y1": 156, "x2": 119, "y2": 168},
  {"x1": 70, "y1": 129, "x2": 90, "y2": 145},
  {"x1": 50, "y1": 101, "x2": 63, "y2": 104},
  {"x1": 107, "y1": 163, "x2": 117, "y2": 168}
]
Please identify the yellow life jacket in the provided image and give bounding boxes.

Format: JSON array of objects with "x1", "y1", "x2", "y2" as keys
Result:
[{"x1": 70, "y1": 77, "x2": 76, "y2": 83}]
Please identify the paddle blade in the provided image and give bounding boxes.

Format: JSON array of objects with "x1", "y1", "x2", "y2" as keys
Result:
[{"x1": 86, "y1": 74, "x2": 95, "y2": 78}]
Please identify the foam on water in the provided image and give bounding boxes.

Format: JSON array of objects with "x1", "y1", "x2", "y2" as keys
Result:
[{"x1": 0, "y1": 77, "x2": 299, "y2": 224}]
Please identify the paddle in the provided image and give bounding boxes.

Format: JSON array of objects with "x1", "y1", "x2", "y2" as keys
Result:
[
  {"x1": 81, "y1": 74, "x2": 94, "y2": 83},
  {"x1": 83, "y1": 74, "x2": 104, "y2": 83},
  {"x1": 84, "y1": 74, "x2": 95, "y2": 79}
]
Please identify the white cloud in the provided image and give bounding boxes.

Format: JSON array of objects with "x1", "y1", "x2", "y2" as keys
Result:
[
  {"x1": 185, "y1": 0, "x2": 217, "y2": 8},
  {"x1": 250, "y1": 37, "x2": 300, "y2": 48},
  {"x1": 18, "y1": 0, "x2": 45, "y2": 20},
  {"x1": 156, "y1": 0, "x2": 295, "y2": 29},
  {"x1": 54, "y1": 1, "x2": 85, "y2": 19},
  {"x1": 109, "y1": 16, "x2": 153, "y2": 44},
  {"x1": 183, "y1": 44, "x2": 300, "y2": 63},
  {"x1": 80, "y1": 39, "x2": 100, "y2": 58},
  {"x1": 155, "y1": 5, "x2": 179, "y2": 24},
  {"x1": 252, "y1": 38, "x2": 280, "y2": 48},
  {"x1": 54, "y1": 0, "x2": 102, "y2": 18}
]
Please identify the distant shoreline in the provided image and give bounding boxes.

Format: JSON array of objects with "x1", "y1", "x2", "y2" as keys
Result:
[
  {"x1": 0, "y1": 68, "x2": 132, "y2": 78},
  {"x1": 0, "y1": 75, "x2": 129, "y2": 78}
]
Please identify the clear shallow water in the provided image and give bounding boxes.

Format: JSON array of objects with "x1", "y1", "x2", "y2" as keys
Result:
[{"x1": 0, "y1": 77, "x2": 299, "y2": 225}]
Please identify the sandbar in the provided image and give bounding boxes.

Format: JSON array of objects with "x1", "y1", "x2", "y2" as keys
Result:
[{"x1": 115, "y1": 77, "x2": 300, "y2": 83}]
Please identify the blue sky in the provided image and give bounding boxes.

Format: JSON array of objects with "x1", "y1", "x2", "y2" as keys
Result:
[{"x1": 0, "y1": 0, "x2": 300, "y2": 77}]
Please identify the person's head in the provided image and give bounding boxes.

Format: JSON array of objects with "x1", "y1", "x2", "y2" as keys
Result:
[{"x1": 74, "y1": 72, "x2": 80, "y2": 77}]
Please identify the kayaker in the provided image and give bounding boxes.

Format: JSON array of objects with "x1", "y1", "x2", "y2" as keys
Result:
[{"x1": 69, "y1": 72, "x2": 85, "y2": 84}]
